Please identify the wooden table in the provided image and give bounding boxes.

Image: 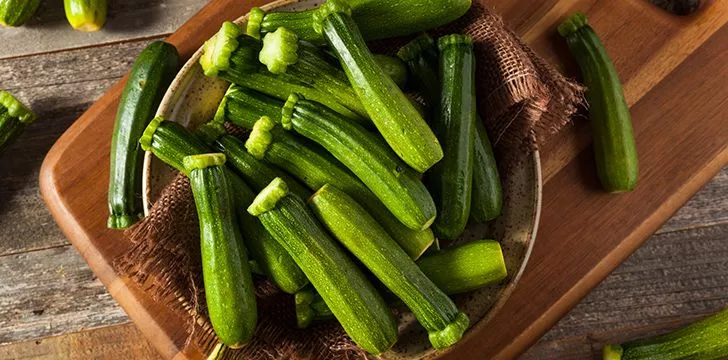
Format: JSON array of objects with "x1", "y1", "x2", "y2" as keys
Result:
[{"x1": 0, "y1": 0, "x2": 725, "y2": 359}]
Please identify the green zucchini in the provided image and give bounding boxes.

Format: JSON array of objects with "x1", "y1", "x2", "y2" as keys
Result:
[
  {"x1": 372, "y1": 54, "x2": 408, "y2": 89},
  {"x1": 280, "y1": 95, "x2": 437, "y2": 231},
  {"x1": 0, "y1": 0, "x2": 40, "y2": 27},
  {"x1": 310, "y1": 184, "x2": 469, "y2": 349},
  {"x1": 417, "y1": 240, "x2": 507, "y2": 294},
  {"x1": 559, "y1": 13, "x2": 638, "y2": 193},
  {"x1": 64, "y1": 0, "x2": 107, "y2": 32},
  {"x1": 425, "y1": 35, "x2": 477, "y2": 239},
  {"x1": 294, "y1": 287, "x2": 335, "y2": 328},
  {"x1": 603, "y1": 307, "x2": 728, "y2": 360},
  {"x1": 318, "y1": 0, "x2": 443, "y2": 172},
  {"x1": 0, "y1": 91, "x2": 36, "y2": 154},
  {"x1": 398, "y1": 33, "x2": 502, "y2": 223},
  {"x1": 248, "y1": 178, "x2": 398, "y2": 355},
  {"x1": 140, "y1": 118, "x2": 309, "y2": 294},
  {"x1": 200, "y1": 22, "x2": 367, "y2": 124},
  {"x1": 183, "y1": 153, "x2": 256, "y2": 348},
  {"x1": 218, "y1": 88, "x2": 434, "y2": 258},
  {"x1": 107, "y1": 41, "x2": 179, "y2": 229},
  {"x1": 257, "y1": 0, "x2": 471, "y2": 42}
]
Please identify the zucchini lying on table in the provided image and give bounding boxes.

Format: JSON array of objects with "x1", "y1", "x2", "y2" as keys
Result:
[
  {"x1": 559, "y1": 13, "x2": 638, "y2": 193},
  {"x1": 140, "y1": 118, "x2": 309, "y2": 294},
  {"x1": 248, "y1": 178, "x2": 398, "y2": 355},
  {"x1": 0, "y1": 0, "x2": 40, "y2": 27},
  {"x1": 0, "y1": 91, "x2": 36, "y2": 154},
  {"x1": 183, "y1": 153, "x2": 257, "y2": 348},
  {"x1": 107, "y1": 41, "x2": 179, "y2": 229},
  {"x1": 64, "y1": 0, "x2": 107, "y2": 32},
  {"x1": 310, "y1": 184, "x2": 469, "y2": 349}
]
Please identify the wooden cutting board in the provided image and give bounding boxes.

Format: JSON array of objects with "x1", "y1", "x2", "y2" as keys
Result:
[{"x1": 39, "y1": 0, "x2": 728, "y2": 359}]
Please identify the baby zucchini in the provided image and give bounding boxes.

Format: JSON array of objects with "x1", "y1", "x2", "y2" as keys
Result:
[{"x1": 0, "y1": 91, "x2": 36, "y2": 154}]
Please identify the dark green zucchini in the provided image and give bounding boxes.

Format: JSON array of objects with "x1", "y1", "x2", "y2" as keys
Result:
[
  {"x1": 200, "y1": 22, "x2": 367, "y2": 124},
  {"x1": 140, "y1": 118, "x2": 309, "y2": 294},
  {"x1": 107, "y1": 41, "x2": 179, "y2": 229},
  {"x1": 0, "y1": 91, "x2": 36, "y2": 154},
  {"x1": 417, "y1": 240, "x2": 507, "y2": 294},
  {"x1": 318, "y1": 1, "x2": 443, "y2": 172},
  {"x1": 310, "y1": 184, "x2": 469, "y2": 349},
  {"x1": 559, "y1": 13, "x2": 638, "y2": 193},
  {"x1": 603, "y1": 308, "x2": 728, "y2": 360},
  {"x1": 64, "y1": 0, "x2": 107, "y2": 32},
  {"x1": 425, "y1": 34, "x2": 477, "y2": 239},
  {"x1": 372, "y1": 54, "x2": 408, "y2": 89},
  {"x1": 183, "y1": 153, "x2": 256, "y2": 348},
  {"x1": 248, "y1": 178, "x2": 397, "y2": 355},
  {"x1": 0, "y1": 0, "x2": 40, "y2": 27},
  {"x1": 398, "y1": 33, "x2": 502, "y2": 223},
  {"x1": 280, "y1": 95, "x2": 437, "y2": 231}
]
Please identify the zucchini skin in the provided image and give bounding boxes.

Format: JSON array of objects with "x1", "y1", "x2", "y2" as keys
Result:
[
  {"x1": 603, "y1": 308, "x2": 728, "y2": 360},
  {"x1": 64, "y1": 0, "x2": 107, "y2": 32},
  {"x1": 310, "y1": 185, "x2": 469, "y2": 350},
  {"x1": 426, "y1": 35, "x2": 477, "y2": 240},
  {"x1": 0, "y1": 0, "x2": 40, "y2": 27},
  {"x1": 322, "y1": 11, "x2": 443, "y2": 173},
  {"x1": 284, "y1": 96, "x2": 436, "y2": 231},
  {"x1": 142, "y1": 119, "x2": 308, "y2": 294},
  {"x1": 107, "y1": 41, "x2": 179, "y2": 229},
  {"x1": 185, "y1": 155, "x2": 257, "y2": 348},
  {"x1": 0, "y1": 91, "x2": 36, "y2": 154},
  {"x1": 399, "y1": 34, "x2": 502, "y2": 223},
  {"x1": 372, "y1": 54, "x2": 409, "y2": 89},
  {"x1": 221, "y1": 88, "x2": 434, "y2": 258},
  {"x1": 559, "y1": 13, "x2": 638, "y2": 193},
  {"x1": 252, "y1": 184, "x2": 397, "y2": 355}
]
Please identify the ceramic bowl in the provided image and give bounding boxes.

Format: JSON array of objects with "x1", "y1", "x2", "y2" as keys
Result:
[{"x1": 145, "y1": 1, "x2": 542, "y2": 358}]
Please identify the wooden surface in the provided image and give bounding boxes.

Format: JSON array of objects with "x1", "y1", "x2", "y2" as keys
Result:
[{"x1": 0, "y1": 0, "x2": 725, "y2": 359}]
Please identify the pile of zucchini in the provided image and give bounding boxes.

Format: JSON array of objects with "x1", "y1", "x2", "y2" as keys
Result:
[{"x1": 1, "y1": 0, "x2": 107, "y2": 31}]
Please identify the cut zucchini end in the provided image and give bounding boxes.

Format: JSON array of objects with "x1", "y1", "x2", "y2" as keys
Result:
[
  {"x1": 107, "y1": 213, "x2": 142, "y2": 229},
  {"x1": 294, "y1": 289, "x2": 315, "y2": 329},
  {"x1": 0, "y1": 90, "x2": 36, "y2": 124},
  {"x1": 313, "y1": 0, "x2": 352, "y2": 35},
  {"x1": 280, "y1": 93, "x2": 301, "y2": 130},
  {"x1": 437, "y1": 34, "x2": 473, "y2": 51},
  {"x1": 259, "y1": 27, "x2": 299, "y2": 74},
  {"x1": 245, "y1": 116, "x2": 276, "y2": 159},
  {"x1": 196, "y1": 122, "x2": 227, "y2": 146},
  {"x1": 396, "y1": 33, "x2": 437, "y2": 63},
  {"x1": 428, "y1": 312, "x2": 470, "y2": 350},
  {"x1": 247, "y1": 177, "x2": 289, "y2": 216},
  {"x1": 200, "y1": 21, "x2": 243, "y2": 77},
  {"x1": 246, "y1": 7, "x2": 266, "y2": 40},
  {"x1": 557, "y1": 12, "x2": 588, "y2": 38},
  {"x1": 403, "y1": 229, "x2": 435, "y2": 260},
  {"x1": 139, "y1": 116, "x2": 165, "y2": 152},
  {"x1": 182, "y1": 153, "x2": 227, "y2": 172},
  {"x1": 602, "y1": 344, "x2": 623, "y2": 360}
]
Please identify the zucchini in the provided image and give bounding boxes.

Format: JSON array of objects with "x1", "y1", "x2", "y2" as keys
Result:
[
  {"x1": 398, "y1": 33, "x2": 502, "y2": 223},
  {"x1": 258, "y1": 27, "x2": 299, "y2": 74},
  {"x1": 200, "y1": 22, "x2": 367, "y2": 124},
  {"x1": 310, "y1": 184, "x2": 469, "y2": 349},
  {"x1": 0, "y1": 0, "x2": 40, "y2": 27},
  {"x1": 372, "y1": 54, "x2": 408, "y2": 89},
  {"x1": 64, "y1": 0, "x2": 107, "y2": 32},
  {"x1": 280, "y1": 95, "x2": 436, "y2": 230},
  {"x1": 183, "y1": 153, "x2": 256, "y2": 348},
  {"x1": 559, "y1": 13, "x2": 638, "y2": 193},
  {"x1": 107, "y1": 41, "x2": 179, "y2": 229},
  {"x1": 218, "y1": 88, "x2": 434, "y2": 258},
  {"x1": 294, "y1": 287, "x2": 334, "y2": 328},
  {"x1": 417, "y1": 240, "x2": 507, "y2": 294},
  {"x1": 257, "y1": 0, "x2": 471, "y2": 42},
  {"x1": 425, "y1": 35, "x2": 477, "y2": 240},
  {"x1": 140, "y1": 118, "x2": 309, "y2": 294},
  {"x1": 248, "y1": 178, "x2": 398, "y2": 355},
  {"x1": 0, "y1": 91, "x2": 36, "y2": 154},
  {"x1": 603, "y1": 308, "x2": 728, "y2": 360},
  {"x1": 318, "y1": 1, "x2": 443, "y2": 172}
]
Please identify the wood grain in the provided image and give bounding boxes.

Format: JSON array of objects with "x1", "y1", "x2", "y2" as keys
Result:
[{"x1": 0, "y1": 0, "x2": 204, "y2": 59}]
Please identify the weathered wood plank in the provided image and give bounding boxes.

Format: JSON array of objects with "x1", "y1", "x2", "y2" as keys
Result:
[
  {"x1": 0, "y1": 323, "x2": 161, "y2": 360},
  {"x1": 0, "y1": 245, "x2": 128, "y2": 345},
  {"x1": 521, "y1": 223, "x2": 728, "y2": 359},
  {"x1": 0, "y1": 38, "x2": 159, "y2": 256},
  {"x1": 0, "y1": 0, "x2": 204, "y2": 59}
]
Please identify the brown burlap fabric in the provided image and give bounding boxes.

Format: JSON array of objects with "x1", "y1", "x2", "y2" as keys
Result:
[{"x1": 112, "y1": 3, "x2": 583, "y2": 359}]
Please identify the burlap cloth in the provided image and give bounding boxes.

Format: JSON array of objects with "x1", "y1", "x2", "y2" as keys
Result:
[{"x1": 112, "y1": 3, "x2": 584, "y2": 359}]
